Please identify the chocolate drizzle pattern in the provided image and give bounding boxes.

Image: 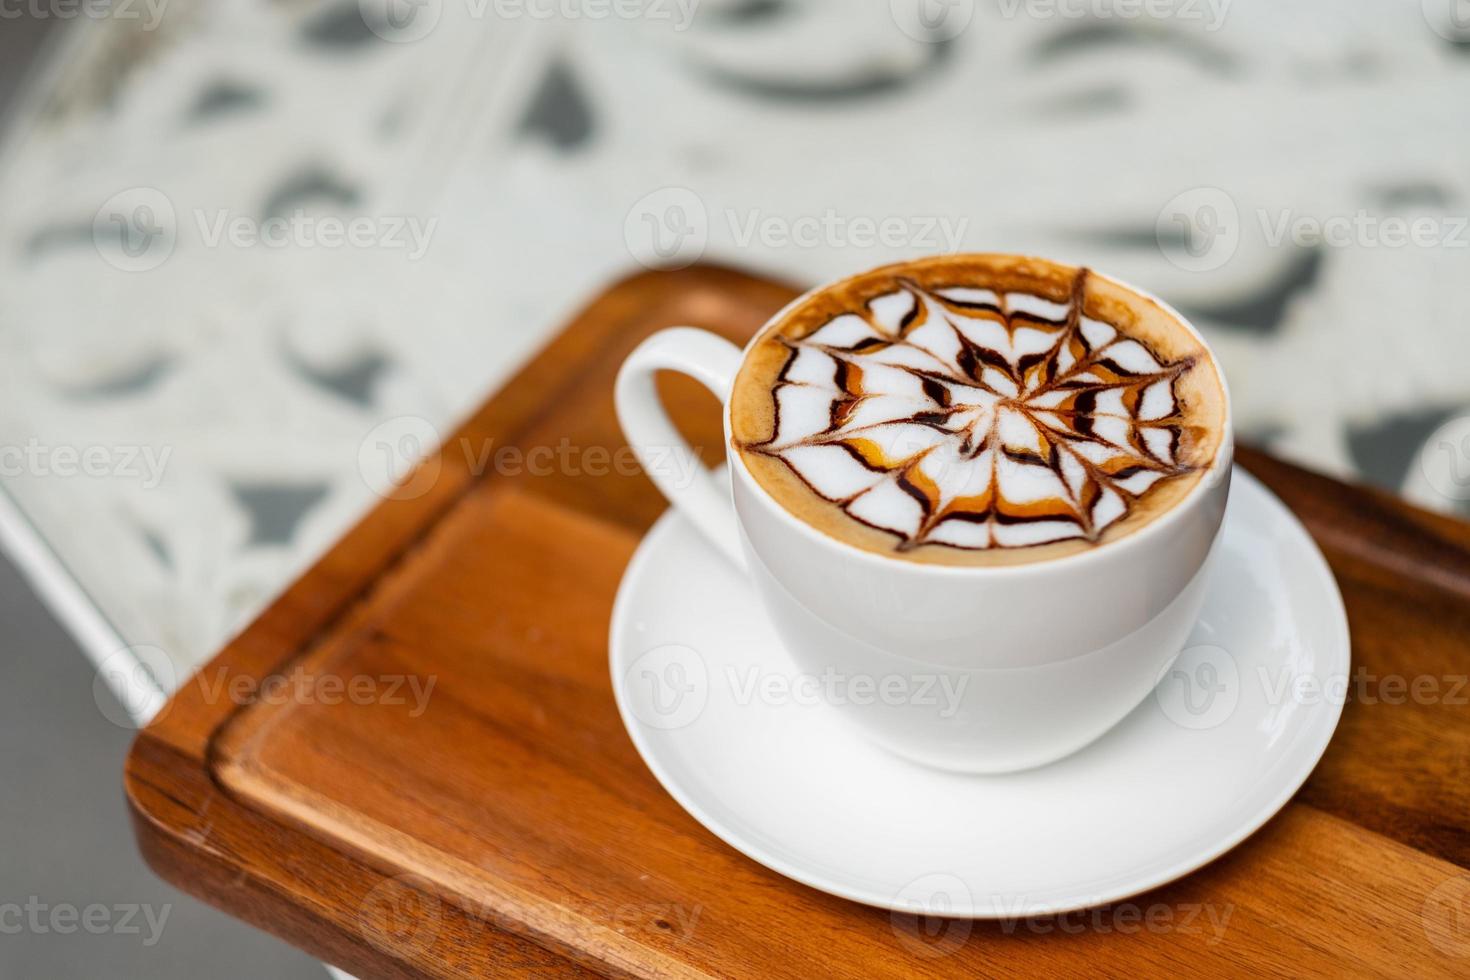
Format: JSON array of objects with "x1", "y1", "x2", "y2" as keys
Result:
[{"x1": 743, "y1": 269, "x2": 1205, "y2": 552}]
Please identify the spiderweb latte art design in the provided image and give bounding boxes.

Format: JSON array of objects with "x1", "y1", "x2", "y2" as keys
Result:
[{"x1": 736, "y1": 266, "x2": 1220, "y2": 558}]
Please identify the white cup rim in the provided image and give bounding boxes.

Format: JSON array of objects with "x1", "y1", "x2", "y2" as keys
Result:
[{"x1": 722, "y1": 257, "x2": 1235, "y2": 579}]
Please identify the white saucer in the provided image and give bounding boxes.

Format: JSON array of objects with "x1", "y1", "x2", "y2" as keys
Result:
[{"x1": 609, "y1": 467, "x2": 1349, "y2": 917}]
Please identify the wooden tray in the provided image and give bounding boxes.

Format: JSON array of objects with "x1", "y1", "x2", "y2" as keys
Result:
[{"x1": 127, "y1": 265, "x2": 1470, "y2": 978}]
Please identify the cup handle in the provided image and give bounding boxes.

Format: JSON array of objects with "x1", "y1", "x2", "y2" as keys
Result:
[{"x1": 615, "y1": 327, "x2": 746, "y2": 568}]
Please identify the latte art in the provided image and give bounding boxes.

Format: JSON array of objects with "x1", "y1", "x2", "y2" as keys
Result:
[{"x1": 731, "y1": 256, "x2": 1227, "y2": 566}]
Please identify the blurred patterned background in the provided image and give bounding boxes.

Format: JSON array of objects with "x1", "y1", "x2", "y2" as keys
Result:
[{"x1": 3, "y1": 0, "x2": 1470, "y2": 678}]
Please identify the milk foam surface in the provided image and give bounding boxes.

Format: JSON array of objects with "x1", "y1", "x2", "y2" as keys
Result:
[{"x1": 737, "y1": 264, "x2": 1218, "y2": 556}]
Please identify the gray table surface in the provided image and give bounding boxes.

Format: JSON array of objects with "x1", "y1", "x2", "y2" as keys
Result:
[{"x1": 0, "y1": 549, "x2": 323, "y2": 978}]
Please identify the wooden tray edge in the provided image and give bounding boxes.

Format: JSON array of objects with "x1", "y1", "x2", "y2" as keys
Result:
[{"x1": 122, "y1": 264, "x2": 790, "y2": 978}]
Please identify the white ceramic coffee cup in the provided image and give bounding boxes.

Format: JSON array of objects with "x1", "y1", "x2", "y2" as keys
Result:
[{"x1": 616, "y1": 272, "x2": 1232, "y2": 773}]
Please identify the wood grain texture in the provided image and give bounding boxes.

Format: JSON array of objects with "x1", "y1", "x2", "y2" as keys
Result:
[{"x1": 127, "y1": 265, "x2": 1470, "y2": 978}]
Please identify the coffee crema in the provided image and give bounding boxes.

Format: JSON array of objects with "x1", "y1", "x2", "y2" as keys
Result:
[{"x1": 730, "y1": 255, "x2": 1228, "y2": 566}]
